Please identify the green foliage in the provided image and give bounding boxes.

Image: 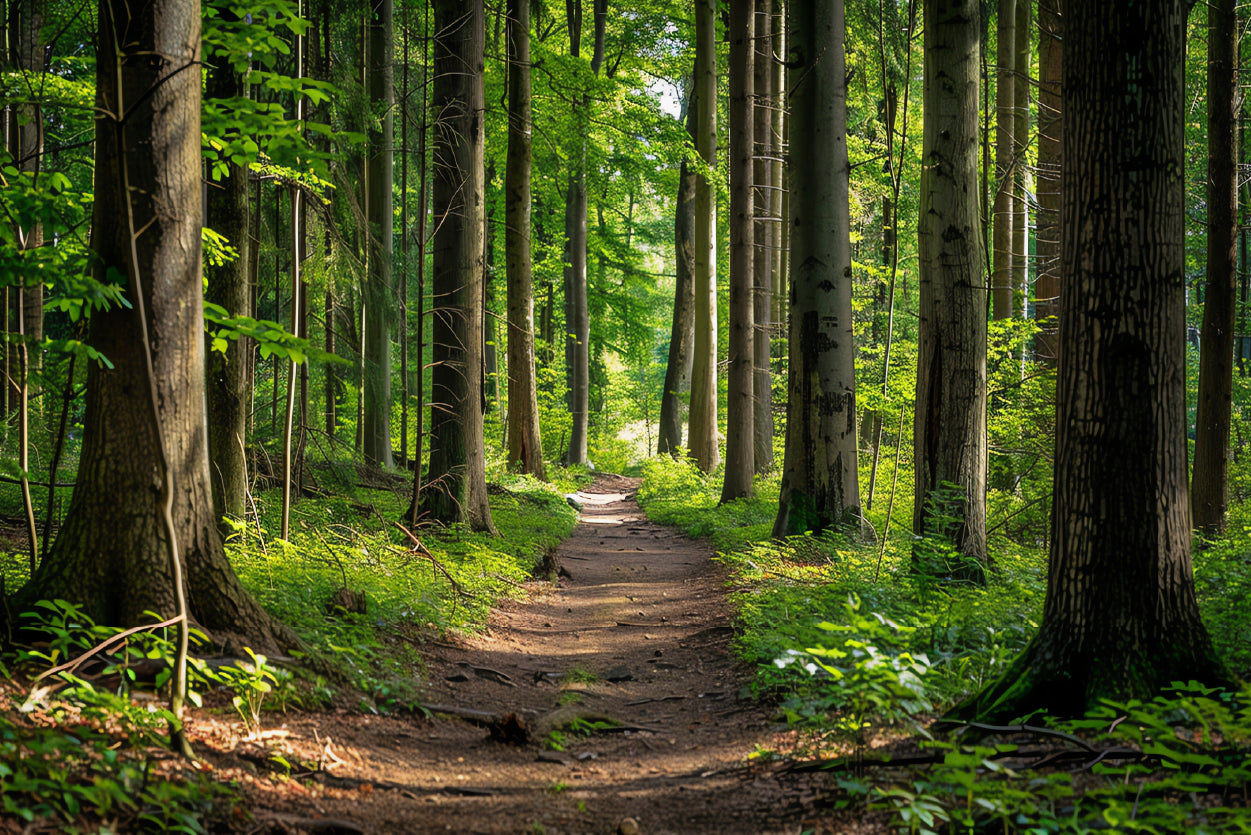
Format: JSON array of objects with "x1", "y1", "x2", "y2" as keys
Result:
[
  {"x1": 780, "y1": 594, "x2": 933, "y2": 751},
  {"x1": 215, "y1": 648, "x2": 279, "y2": 737},
  {"x1": 869, "y1": 683, "x2": 1251, "y2": 834}
]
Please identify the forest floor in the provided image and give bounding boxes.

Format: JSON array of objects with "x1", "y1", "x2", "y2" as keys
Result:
[{"x1": 199, "y1": 474, "x2": 856, "y2": 834}]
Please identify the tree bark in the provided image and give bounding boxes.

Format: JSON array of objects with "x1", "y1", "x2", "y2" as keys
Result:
[
  {"x1": 421, "y1": 0, "x2": 497, "y2": 534},
  {"x1": 752, "y1": 0, "x2": 774, "y2": 474},
  {"x1": 24, "y1": 0, "x2": 297, "y2": 654},
  {"x1": 656, "y1": 79, "x2": 698, "y2": 457},
  {"x1": 505, "y1": 0, "x2": 545, "y2": 477},
  {"x1": 205, "y1": 19, "x2": 251, "y2": 531},
  {"x1": 688, "y1": 0, "x2": 720, "y2": 473},
  {"x1": 1192, "y1": 0, "x2": 1237, "y2": 536},
  {"x1": 914, "y1": 0, "x2": 989, "y2": 581},
  {"x1": 991, "y1": 0, "x2": 1014, "y2": 320},
  {"x1": 962, "y1": 0, "x2": 1227, "y2": 720},
  {"x1": 1011, "y1": 0, "x2": 1030, "y2": 321},
  {"x1": 1033, "y1": 0, "x2": 1061, "y2": 364},
  {"x1": 364, "y1": 0, "x2": 395, "y2": 469},
  {"x1": 722, "y1": 0, "x2": 755, "y2": 502},
  {"x1": 773, "y1": 0, "x2": 863, "y2": 537}
]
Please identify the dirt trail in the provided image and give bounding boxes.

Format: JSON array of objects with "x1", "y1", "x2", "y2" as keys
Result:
[{"x1": 239, "y1": 475, "x2": 825, "y2": 834}]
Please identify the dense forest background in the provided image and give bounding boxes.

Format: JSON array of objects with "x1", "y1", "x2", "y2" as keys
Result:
[{"x1": 1, "y1": 0, "x2": 1250, "y2": 831}]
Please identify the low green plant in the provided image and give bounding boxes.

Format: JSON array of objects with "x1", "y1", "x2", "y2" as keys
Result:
[{"x1": 213, "y1": 647, "x2": 278, "y2": 737}]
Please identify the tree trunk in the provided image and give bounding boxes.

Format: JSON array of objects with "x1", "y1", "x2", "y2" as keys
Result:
[
  {"x1": 1192, "y1": 0, "x2": 1237, "y2": 536},
  {"x1": 773, "y1": 0, "x2": 863, "y2": 537},
  {"x1": 563, "y1": 164, "x2": 590, "y2": 465},
  {"x1": 752, "y1": 0, "x2": 774, "y2": 474},
  {"x1": 991, "y1": 0, "x2": 1014, "y2": 320},
  {"x1": 24, "y1": 0, "x2": 296, "y2": 654},
  {"x1": 962, "y1": 0, "x2": 1227, "y2": 721},
  {"x1": 1033, "y1": 0, "x2": 1061, "y2": 364},
  {"x1": 421, "y1": 0, "x2": 497, "y2": 534},
  {"x1": 656, "y1": 80, "x2": 698, "y2": 458},
  {"x1": 688, "y1": 0, "x2": 720, "y2": 473},
  {"x1": 505, "y1": 0, "x2": 545, "y2": 477},
  {"x1": 722, "y1": 0, "x2": 755, "y2": 502},
  {"x1": 913, "y1": 0, "x2": 989, "y2": 582},
  {"x1": 1011, "y1": 0, "x2": 1030, "y2": 321},
  {"x1": 364, "y1": 0, "x2": 395, "y2": 469},
  {"x1": 205, "y1": 19, "x2": 251, "y2": 531}
]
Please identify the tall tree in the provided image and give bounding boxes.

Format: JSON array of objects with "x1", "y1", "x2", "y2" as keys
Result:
[
  {"x1": 364, "y1": 0, "x2": 395, "y2": 468},
  {"x1": 504, "y1": 0, "x2": 545, "y2": 477},
  {"x1": 562, "y1": 0, "x2": 606, "y2": 467},
  {"x1": 964, "y1": 0, "x2": 1227, "y2": 720},
  {"x1": 772, "y1": 0, "x2": 863, "y2": 537},
  {"x1": 722, "y1": 0, "x2": 755, "y2": 501},
  {"x1": 5, "y1": 0, "x2": 44, "y2": 418},
  {"x1": 688, "y1": 0, "x2": 720, "y2": 473},
  {"x1": 421, "y1": 0, "x2": 497, "y2": 533},
  {"x1": 24, "y1": 0, "x2": 296, "y2": 652},
  {"x1": 205, "y1": 10, "x2": 251, "y2": 530},
  {"x1": 752, "y1": 0, "x2": 775, "y2": 474},
  {"x1": 656, "y1": 79, "x2": 698, "y2": 457},
  {"x1": 1192, "y1": 0, "x2": 1237, "y2": 535},
  {"x1": 1011, "y1": 0, "x2": 1030, "y2": 319},
  {"x1": 1033, "y1": 0, "x2": 1061, "y2": 363},
  {"x1": 914, "y1": 0, "x2": 988, "y2": 581},
  {"x1": 991, "y1": 0, "x2": 1014, "y2": 320}
]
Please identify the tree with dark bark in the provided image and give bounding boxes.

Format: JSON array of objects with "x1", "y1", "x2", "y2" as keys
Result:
[
  {"x1": 1033, "y1": 0, "x2": 1061, "y2": 364},
  {"x1": 22, "y1": 0, "x2": 297, "y2": 654},
  {"x1": 913, "y1": 0, "x2": 988, "y2": 582},
  {"x1": 1192, "y1": 0, "x2": 1237, "y2": 536},
  {"x1": 205, "y1": 10, "x2": 251, "y2": 532},
  {"x1": 961, "y1": 0, "x2": 1228, "y2": 720},
  {"x1": 721, "y1": 0, "x2": 755, "y2": 502},
  {"x1": 420, "y1": 0, "x2": 497, "y2": 534},
  {"x1": 363, "y1": 0, "x2": 395, "y2": 469},
  {"x1": 991, "y1": 0, "x2": 1014, "y2": 321},
  {"x1": 772, "y1": 0, "x2": 863, "y2": 537},
  {"x1": 505, "y1": 0, "x2": 545, "y2": 478},
  {"x1": 656, "y1": 79, "x2": 697, "y2": 458}
]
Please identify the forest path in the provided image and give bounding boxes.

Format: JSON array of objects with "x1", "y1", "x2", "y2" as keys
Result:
[{"x1": 241, "y1": 474, "x2": 825, "y2": 834}]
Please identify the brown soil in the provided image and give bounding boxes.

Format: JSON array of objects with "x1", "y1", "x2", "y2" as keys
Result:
[{"x1": 213, "y1": 475, "x2": 848, "y2": 834}]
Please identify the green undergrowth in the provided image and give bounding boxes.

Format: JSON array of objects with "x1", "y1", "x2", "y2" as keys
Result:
[
  {"x1": 0, "y1": 465, "x2": 584, "y2": 831},
  {"x1": 226, "y1": 468, "x2": 581, "y2": 707},
  {"x1": 638, "y1": 453, "x2": 1251, "y2": 833}
]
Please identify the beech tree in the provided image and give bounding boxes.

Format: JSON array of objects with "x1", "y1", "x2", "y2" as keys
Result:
[
  {"x1": 421, "y1": 0, "x2": 496, "y2": 533},
  {"x1": 752, "y1": 0, "x2": 774, "y2": 474},
  {"x1": 913, "y1": 0, "x2": 988, "y2": 581},
  {"x1": 964, "y1": 0, "x2": 1227, "y2": 719},
  {"x1": 772, "y1": 0, "x2": 863, "y2": 537},
  {"x1": 23, "y1": 0, "x2": 296, "y2": 653},
  {"x1": 687, "y1": 0, "x2": 719, "y2": 473},
  {"x1": 504, "y1": 0, "x2": 545, "y2": 477}
]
